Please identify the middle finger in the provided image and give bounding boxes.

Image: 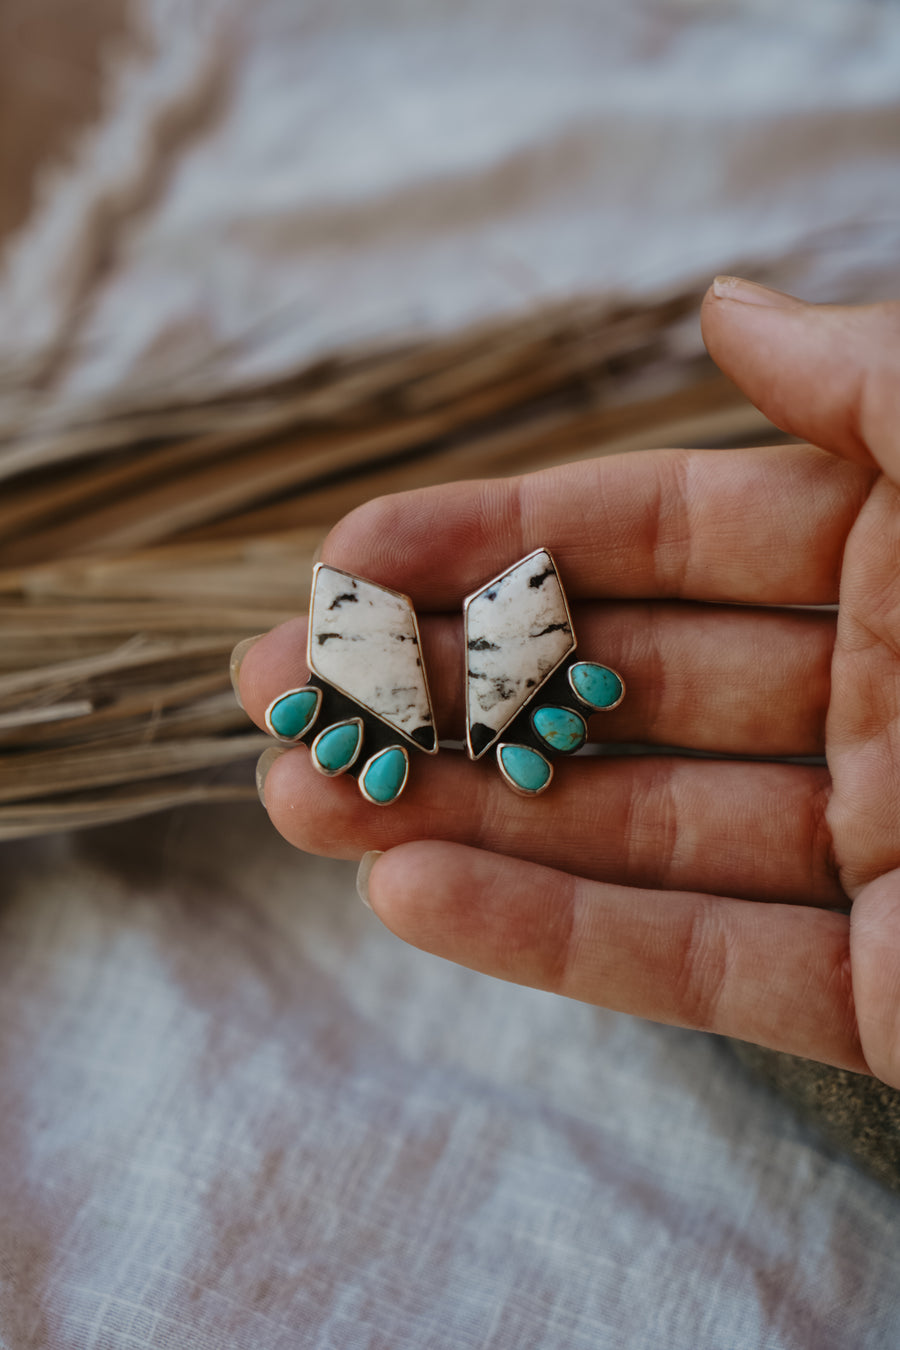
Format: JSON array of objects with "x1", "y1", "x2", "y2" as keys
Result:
[{"x1": 239, "y1": 601, "x2": 835, "y2": 756}]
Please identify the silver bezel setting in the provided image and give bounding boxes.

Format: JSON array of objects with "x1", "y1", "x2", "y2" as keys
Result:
[
  {"x1": 358, "y1": 744, "x2": 410, "y2": 806},
  {"x1": 310, "y1": 717, "x2": 364, "y2": 777},
  {"x1": 530, "y1": 704, "x2": 588, "y2": 753},
  {"x1": 264, "y1": 684, "x2": 323, "y2": 742},
  {"x1": 567, "y1": 663, "x2": 626, "y2": 712},
  {"x1": 495, "y1": 742, "x2": 554, "y2": 797}
]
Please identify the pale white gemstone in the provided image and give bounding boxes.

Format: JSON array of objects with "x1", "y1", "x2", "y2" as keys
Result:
[
  {"x1": 308, "y1": 566, "x2": 435, "y2": 745},
  {"x1": 464, "y1": 549, "x2": 575, "y2": 757}
]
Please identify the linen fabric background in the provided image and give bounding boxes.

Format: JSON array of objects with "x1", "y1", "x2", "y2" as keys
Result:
[
  {"x1": 2, "y1": 805, "x2": 900, "y2": 1348},
  {"x1": 3, "y1": 0, "x2": 900, "y2": 1346}
]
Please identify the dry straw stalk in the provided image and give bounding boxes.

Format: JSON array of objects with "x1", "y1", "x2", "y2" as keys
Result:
[{"x1": 0, "y1": 291, "x2": 777, "y2": 840}]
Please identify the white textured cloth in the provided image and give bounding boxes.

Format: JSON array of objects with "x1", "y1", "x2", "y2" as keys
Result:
[
  {"x1": 1, "y1": 0, "x2": 900, "y2": 437},
  {"x1": 2, "y1": 803, "x2": 900, "y2": 1349}
]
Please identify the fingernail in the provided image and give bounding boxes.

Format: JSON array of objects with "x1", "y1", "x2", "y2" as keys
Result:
[
  {"x1": 712, "y1": 276, "x2": 801, "y2": 309},
  {"x1": 256, "y1": 745, "x2": 287, "y2": 807},
  {"x1": 311, "y1": 535, "x2": 328, "y2": 567},
  {"x1": 230, "y1": 634, "x2": 265, "y2": 709},
  {"x1": 356, "y1": 850, "x2": 384, "y2": 909}
]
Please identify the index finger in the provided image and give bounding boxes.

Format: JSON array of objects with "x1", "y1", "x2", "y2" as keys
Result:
[{"x1": 322, "y1": 444, "x2": 873, "y2": 610}]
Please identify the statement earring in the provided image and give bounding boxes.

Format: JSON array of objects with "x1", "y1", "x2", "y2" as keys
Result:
[
  {"x1": 463, "y1": 547, "x2": 624, "y2": 796},
  {"x1": 264, "y1": 563, "x2": 437, "y2": 804}
]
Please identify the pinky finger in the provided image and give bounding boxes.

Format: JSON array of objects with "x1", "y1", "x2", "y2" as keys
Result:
[{"x1": 362, "y1": 842, "x2": 867, "y2": 1075}]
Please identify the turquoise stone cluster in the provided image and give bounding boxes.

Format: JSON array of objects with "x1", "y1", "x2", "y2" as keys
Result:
[
  {"x1": 265, "y1": 686, "x2": 413, "y2": 804},
  {"x1": 263, "y1": 652, "x2": 622, "y2": 800},
  {"x1": 495, "y1": 661, "x2": 624, "y2": 795}
]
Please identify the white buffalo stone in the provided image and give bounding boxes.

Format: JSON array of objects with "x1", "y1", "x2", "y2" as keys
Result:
[
  {"x1": 308, "y1": 566, "x2": 435, "y2": 746},
  {"x1": 465, "y1": 549, "x2": 575, "y2": 757}
]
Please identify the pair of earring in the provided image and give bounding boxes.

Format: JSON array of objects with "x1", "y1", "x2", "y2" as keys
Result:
[{"x1": 264, "y1": 548, "x2": 624, "y2": 803}]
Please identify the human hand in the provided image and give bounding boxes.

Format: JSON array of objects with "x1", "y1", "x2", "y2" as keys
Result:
[{"x1": 236, "y1": 279, "x2": 900, "y2": 1087}]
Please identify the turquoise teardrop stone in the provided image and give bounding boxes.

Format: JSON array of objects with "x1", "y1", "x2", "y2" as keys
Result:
[
  {"x1": 531, "y1": 705, "x2": 586, "y2": 753},
  {"x1": 362, "y1": 746, "x2": 408, "y2": 804},
  {"x1": 268, "y1": 688, "x2": 319, "y2": 739},
  {"x1": 498, "y1": 744, "x2": 551, "y2": 794},
  {"x1": 569, "y1": 662, "x2": 623, "y2": 710},
  {"x1": 313, "y1": 721, "x2": 362, "y2": 774}
]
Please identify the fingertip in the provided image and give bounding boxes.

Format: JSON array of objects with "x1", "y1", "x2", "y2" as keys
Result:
[
  {"x1": 356, "y1": 849, "x2": 384, "y2": 908},
  {"x1": 256, "y1": 744, "x2": 288, "y2": 807},
  {"x1": 230, "y1": 633, "x2": 265, "y2": 710},
  {"x1": 358, "y1": 840, "x2": 456, "y2": 925},
  {"x1": 263, "y1": 746, "x2": 368, "y2": 860},
  {"x1": 357, "y1": 840, "x2": 575, "y2": 990},
  {"x1": 700, "y1": 275, "x2": 805, "y2": 369},
  {"x1": 358, "y1": 840, "x2": 499, "y2": 952},
  {"x1": 701, "y1": 282, "x2": 900, "y2": 468},
  {"x1": 235, "y1": 617, "x2": 310, "y2": 728},
  {"x1": 319, "y1": 493, "x2": 409, "y2": 580},
  {"x1": 707, "y1": 275, "x2": 804, "y2": 310},
  {"x1": 699, "y1": 279, "x2": 876, "y2": 461}
]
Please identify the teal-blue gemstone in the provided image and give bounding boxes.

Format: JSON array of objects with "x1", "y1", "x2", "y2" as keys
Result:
[
  {"x1": 268, "y1": 688, "x2": 319, "y2": 739},
  {"x1": 531, "y1": 705, "x2": 586, "y2": 753},
  {"x1": 498, "y1": 743, "x2": 551, "y2": 794},
  {"x1": 313, "y1": 721, "x2": 362, "y2": 774},
  {"x1": 362, "y1": 746, "x2": 408, "y2": 804},
  {"x1": 569, "y1": 662, "x2": 623, "y2": 710}
]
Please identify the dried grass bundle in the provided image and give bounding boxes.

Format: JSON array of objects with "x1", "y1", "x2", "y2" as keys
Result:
[{"x1": 0, "y1": 290, "x2": 779, "y2": 839}]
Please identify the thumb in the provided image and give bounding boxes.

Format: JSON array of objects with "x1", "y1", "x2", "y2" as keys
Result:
[{"x1": 701, "y1": 278, "x2": 900, "y2": 478}]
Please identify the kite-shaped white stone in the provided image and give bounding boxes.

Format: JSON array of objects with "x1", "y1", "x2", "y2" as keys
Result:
[
  {"x1": 464, "y1": 548, "x2": 575, "y2": 758},
  {"x1": 307, "y1": 565, "x2": 437, "y2": 751}
]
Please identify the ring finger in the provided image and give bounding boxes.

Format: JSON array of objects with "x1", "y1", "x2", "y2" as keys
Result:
[{"x1": 260, "y1": 747, "x2": 841, "y2": 907}]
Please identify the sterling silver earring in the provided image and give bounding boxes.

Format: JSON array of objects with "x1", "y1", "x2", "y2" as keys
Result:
[
  {"x1": 463, "y1": 547, "x2": 624, "y2": 796},
  {"x1": 265, "y1": 563, "x2": 437, "y2": 804}
]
